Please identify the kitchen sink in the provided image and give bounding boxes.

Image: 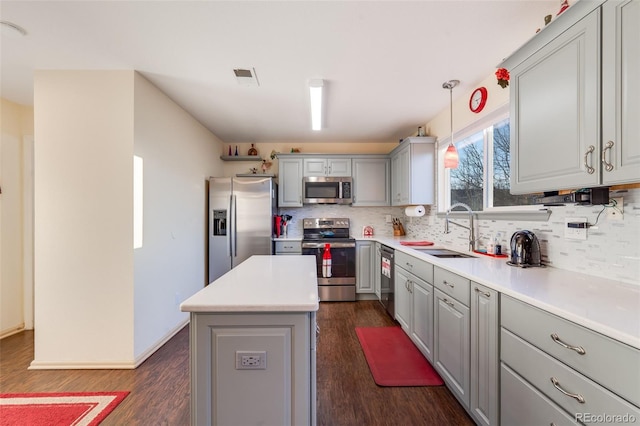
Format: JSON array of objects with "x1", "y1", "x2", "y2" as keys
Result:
[{"x1": 411, "y1": 248, "x2": 474, "y2": 258}]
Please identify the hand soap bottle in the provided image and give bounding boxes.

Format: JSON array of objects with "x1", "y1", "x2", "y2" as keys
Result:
[{"x1": 487, "y1": 233, "x2": 496, "y2": 255}]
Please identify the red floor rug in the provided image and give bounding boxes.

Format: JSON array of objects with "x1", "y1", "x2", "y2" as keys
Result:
[
  {"x1": 0, "y1": 391, "x2": 129, "y2": 426},
  {"x1": 355, "y1": 326, "x2": 444, "y2": 386}
]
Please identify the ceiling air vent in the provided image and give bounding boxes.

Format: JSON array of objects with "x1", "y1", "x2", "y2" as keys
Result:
[{"x1": 233, "y1": 68, "x2": 259, "y2": 87}]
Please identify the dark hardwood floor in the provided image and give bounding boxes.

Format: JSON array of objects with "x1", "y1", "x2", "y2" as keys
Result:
[{"x1": 0, "y1": 301, "x2": 473, "y2": 425}]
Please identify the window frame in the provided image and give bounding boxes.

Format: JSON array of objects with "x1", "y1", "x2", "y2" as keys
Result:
[{"x1": 437, "y1": 104, "x2": 542, "y2": 214}]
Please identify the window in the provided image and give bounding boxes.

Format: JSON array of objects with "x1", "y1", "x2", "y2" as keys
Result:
[{"x1": 439, "y1": 108, "x2": 539, "y2": 212}]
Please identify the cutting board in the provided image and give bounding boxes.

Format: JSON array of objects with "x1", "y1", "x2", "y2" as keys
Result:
[{"x1": 399, "y1": 241, "x2": 434, "y2": 246}]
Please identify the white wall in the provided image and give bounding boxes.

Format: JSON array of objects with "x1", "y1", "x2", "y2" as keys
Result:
[
  {"x1": 132, "y1": 73, "x2": 223, "y2": 360},
  {"x1": 31, "y1": 70, "x2": 223, "y2": 368}
]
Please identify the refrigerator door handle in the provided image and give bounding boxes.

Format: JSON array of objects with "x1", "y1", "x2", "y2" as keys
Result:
[{"x1": 231, "y1": 194, "x2": 237, "y2": 258}]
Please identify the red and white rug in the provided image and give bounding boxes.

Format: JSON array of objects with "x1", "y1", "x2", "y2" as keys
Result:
[{"x1": 0, "y1": 391, "x2": 129, "y2": 426}]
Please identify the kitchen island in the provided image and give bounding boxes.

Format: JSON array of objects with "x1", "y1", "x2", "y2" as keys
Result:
[{"x1": 180, "y1": 255, "x2": 319, "y2": 426}]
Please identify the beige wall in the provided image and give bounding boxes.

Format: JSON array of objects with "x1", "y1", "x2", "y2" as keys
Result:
[
  {"x1": 0, "y1": 99, "x2": 34, "y2": 337},
  {"x1": 222, "y1": 141, "x2": 398, "y2": 177},
  {"x1": 33, "y1": 70, "x2": 136, "y2": 366},
  {"x1": 425, "y1": 74, "x2": 510, "y2": 147},
  {"x1": 132, "y1": 72, "x2": 224, "y2": 359}
]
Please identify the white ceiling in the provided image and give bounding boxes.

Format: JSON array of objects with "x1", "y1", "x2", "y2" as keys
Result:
[{"x1": 1, "y1": 1, "x2": 558, "y2": 144}]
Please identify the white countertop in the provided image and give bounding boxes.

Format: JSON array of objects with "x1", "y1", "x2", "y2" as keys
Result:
[
  {"x1": 370, "y1": 236, "x2": 640, "y2": 350},
  {"x1": 180, "y1": 255, "x2": 319, "y2": 313}
]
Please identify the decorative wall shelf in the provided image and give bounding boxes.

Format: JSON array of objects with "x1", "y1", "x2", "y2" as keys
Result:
[{"x1": 220, "y1": 155, "x2": 263, "y2": 161}]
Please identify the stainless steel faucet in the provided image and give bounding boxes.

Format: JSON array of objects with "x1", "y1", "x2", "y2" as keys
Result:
[{"x1": 444, "y1": 202, "x2": 476, "y2": 252}]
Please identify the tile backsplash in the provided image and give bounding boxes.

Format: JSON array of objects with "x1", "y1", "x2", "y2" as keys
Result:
[{"x1": 280, "y1": 188, "x2": 640, "y2": 285}]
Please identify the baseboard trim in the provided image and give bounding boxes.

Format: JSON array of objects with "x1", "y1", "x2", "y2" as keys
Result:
[
  {"x1": 0, "y1": 324, "x2": 26, "y2": 340},
  {"x1": 28, "y1": 319, "x2": 189, "y2": 370},
  {"x1": 133, "y1": 318, "x2": 189, "y2": 368}
]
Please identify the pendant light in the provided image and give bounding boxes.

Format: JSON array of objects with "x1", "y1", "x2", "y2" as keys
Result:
[{"x1": 442, "y1": 79, "x2": 460, "y2": 169}]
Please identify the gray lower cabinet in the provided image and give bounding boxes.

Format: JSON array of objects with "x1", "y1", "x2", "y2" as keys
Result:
[
  {"x1": 356, "y1": 241, "x2": 375, "y2": 293},
  {"x1": 470, "y1": 282, "x2": 499, "y2": 426},
  {"x1": 500, "y1": 295, "x2": 640, "y2": 424},
  {"x1": 501, "y1": 363, "x2": 579, "y2": 426},
  {"x1": 434, "y1": 286, "x2": 470, "y2": 409},
  {"x1": 374, "y1": 242, "x2": 382, "y2": 300},
  {"x1": 190, "y1": 311, "x2": 316, "y2": 426},
  {"x1": 411, "y1": 274, "x2": 434, "y2": 362},
  {"x1": 394, "y1": 251, "x2": 434, "y2": 361},
  {"x1": 274, "y1": 240, "x2": 302, "y2": 255},
  {"x1": 394, "y1": 266, "x2": 412, "y2": 332}
]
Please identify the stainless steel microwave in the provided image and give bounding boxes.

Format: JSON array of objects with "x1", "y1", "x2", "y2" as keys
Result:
[{"x1": 303, "y1": 176, "x2": 352, "y2": 204}]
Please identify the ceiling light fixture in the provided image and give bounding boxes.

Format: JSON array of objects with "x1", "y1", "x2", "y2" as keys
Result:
[
  {"x1": 0, "y1": 21, "x2": 27, "y2": 38},
  {"x1": 442, "y1": 79, "x2": 460, "y2": 169},
  {"x1": 309, "y1": 79, "x2": 323, "y2": 131}
]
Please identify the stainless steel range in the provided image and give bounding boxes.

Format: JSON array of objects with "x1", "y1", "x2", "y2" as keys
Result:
[{"x1": 302, "y1": 218, "x2": 356, "y2": 302}]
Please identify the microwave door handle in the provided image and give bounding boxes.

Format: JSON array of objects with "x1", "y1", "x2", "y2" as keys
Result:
[{"x1": 339, "y1": 182, "x2": 343, "y2": 199}]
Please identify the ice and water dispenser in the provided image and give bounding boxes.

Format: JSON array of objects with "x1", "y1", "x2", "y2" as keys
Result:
[{"x1": 213, "y1": 210, "x2": 227, "y2": 236}]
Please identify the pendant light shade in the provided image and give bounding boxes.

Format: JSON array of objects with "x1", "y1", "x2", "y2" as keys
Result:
[
  {"x1": 444, "y1": 143, "x2": 459, "y2": 168},
  {"x1": 442, "y1": 79, "x2": 460, "y2": 169}
]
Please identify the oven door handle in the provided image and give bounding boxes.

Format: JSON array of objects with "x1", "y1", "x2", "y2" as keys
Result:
[{"x1": 302, "y1": 242, "x2": 356, "y2": 249}]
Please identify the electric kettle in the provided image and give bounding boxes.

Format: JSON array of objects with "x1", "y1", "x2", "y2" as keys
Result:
[{"x1": 507, "y1": 230, "x2": 543, "y2": 267}]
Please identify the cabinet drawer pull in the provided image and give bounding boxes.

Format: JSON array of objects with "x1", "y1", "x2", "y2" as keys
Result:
[
  {"x1": 474, "y1": 287, "x2": 490, "y2": 297},
  {"x1": 602, "y1": 140, "x2": 614, "y2": 172},
  {"x1": 443, "y1": 280, "x2": 454, "y2": 288},
  {"x1": 405, "y1": 262, "x2": 413, "y2": 269},
  {"x1": 550, "y1": 333, "x2": 586, "y2": 355},
  {"x1": 443, "y1": 298, "x2": 455, "y2": 307},
  {"x1": 550, "y1": 377, "x2": 585, "y2": 403},
  {"x1": 583, "y1": 145, "x2": 595, "y2": 174}
]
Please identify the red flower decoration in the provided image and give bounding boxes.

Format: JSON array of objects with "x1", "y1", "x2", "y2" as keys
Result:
[{"x1": 495, "y1": 68, "x2": 510, "y2": 88}]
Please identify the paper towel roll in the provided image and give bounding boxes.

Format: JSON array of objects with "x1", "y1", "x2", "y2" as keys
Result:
[{"x1": 405, "y1": 205, "x2": 425, "y2": 217}]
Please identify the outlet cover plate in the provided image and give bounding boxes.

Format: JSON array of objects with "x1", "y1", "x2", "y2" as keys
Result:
[
  {"x1": 565, "y1": 217, "x2": 588, "y2": 240},
  {"x1": 606, "y1": 197, "x2": 624, "y2": 221},
  {"x1": 235, "y1": 351, "x2": 267, "y2": 370}
]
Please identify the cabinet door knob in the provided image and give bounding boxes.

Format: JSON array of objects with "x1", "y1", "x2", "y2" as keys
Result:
[
  {"x1": 550, "y1": 377, "x2": 585, "y2": 403},
  {"x1": 583, "y1": 145, "x2": 596, "y2": 174},
  {"x1": 550, "y1": 333, "x2": 586, "y2": 355},
  {"x1": 602, "y1": 140, "x2": 614, "y2": 172}
]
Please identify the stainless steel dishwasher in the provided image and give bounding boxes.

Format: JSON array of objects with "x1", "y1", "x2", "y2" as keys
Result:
[{"x1": 379, "y1": 245, "x2": 395, "y2": 318}]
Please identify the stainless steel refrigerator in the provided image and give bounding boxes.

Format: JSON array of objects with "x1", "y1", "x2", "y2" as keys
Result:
[{"x1": 209, "y1": 176, "x2": 276, "y2": 283}]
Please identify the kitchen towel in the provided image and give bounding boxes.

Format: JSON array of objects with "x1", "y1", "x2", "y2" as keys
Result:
[{"x1": 404, "y1": 205, "x2": 425, "y2": 217}]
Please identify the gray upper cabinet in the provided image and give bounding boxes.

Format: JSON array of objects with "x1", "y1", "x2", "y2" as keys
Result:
[
  {"x1": 601, "y1": 0, "x2": 640, "y2": 184},
  {"x1": 303, "y1": 158, "x2": 351, "y2": 177},
  {"x1": 278, "y1": 158, "x2": 303, "y2": 207},
  {"x1": 352, "y1": 157, "x2": 390, "y2": 206},
  {"x1": 504, "y1": 0, "x2": 639, "y2": 194},
  {"x1": 389, "y1": 137, "x2": 435, "y2": 206}
]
